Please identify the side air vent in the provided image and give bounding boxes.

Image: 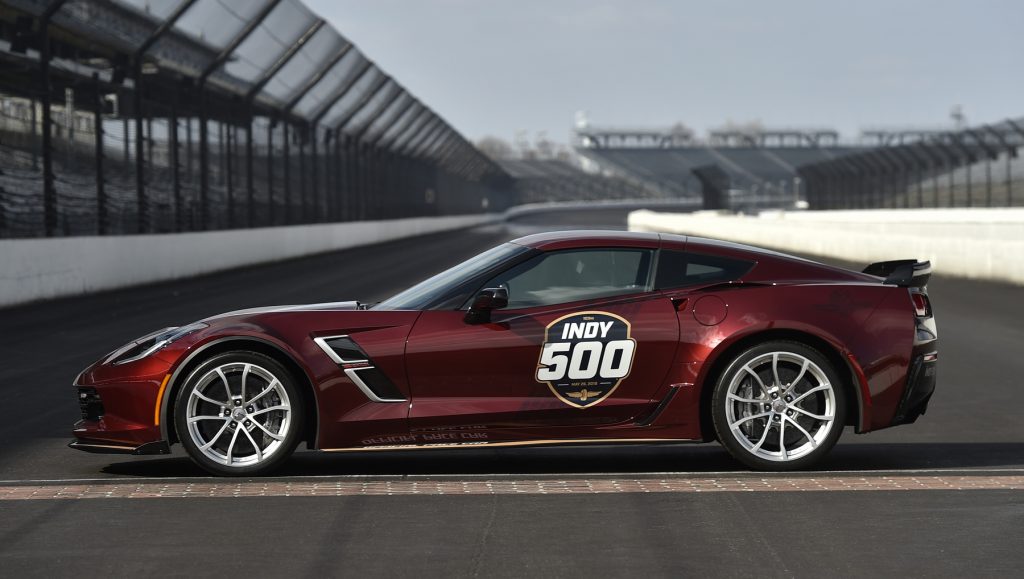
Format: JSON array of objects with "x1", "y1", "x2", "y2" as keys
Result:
[
  {"x1": 344, "y1": 367, "x2": 406, "y2": 403},
  {"x1": 314, "y1": 335, "x2": 368, "y2": 364},
  {"x1": 313, "y1": 335, "x2": 406, "y2": 403}
]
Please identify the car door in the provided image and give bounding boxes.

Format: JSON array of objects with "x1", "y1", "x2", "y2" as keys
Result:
[{"x1": 404, "y1": 247, "x2": 680, "y2": 441}]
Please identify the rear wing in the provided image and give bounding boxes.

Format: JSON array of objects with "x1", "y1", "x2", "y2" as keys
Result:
[{"x1": 863, "y1": 259, "x2": 932, "y2": 288}]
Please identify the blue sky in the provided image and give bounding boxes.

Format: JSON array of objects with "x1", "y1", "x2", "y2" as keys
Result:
[{"x1": 306, "y1": 0, "x2": 1024, "y2": 144}]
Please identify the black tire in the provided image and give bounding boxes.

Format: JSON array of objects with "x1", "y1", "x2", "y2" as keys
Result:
[
  {"x1": 711, "y1": 340, "x2": 846, "y2": 471},
  {"x1": 174, "y1": 351, "x2": 304, "y2": 477}
]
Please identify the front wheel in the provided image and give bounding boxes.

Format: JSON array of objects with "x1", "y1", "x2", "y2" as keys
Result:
[
  {"x1": 174, "y1": 351, "x2": 304, "y2": 476},
  {"x1": 711, "y1": 341, "x2": 846, "y2": 471}
]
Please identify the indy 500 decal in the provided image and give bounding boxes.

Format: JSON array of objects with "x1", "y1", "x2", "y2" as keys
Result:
[{"x1": 535, "y1": 311, "x2": 636, "y2": 408}]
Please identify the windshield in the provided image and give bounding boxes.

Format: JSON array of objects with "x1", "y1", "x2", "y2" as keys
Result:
[{"x1": 373, "y1": 242, "x2": 530, "y2": 310}]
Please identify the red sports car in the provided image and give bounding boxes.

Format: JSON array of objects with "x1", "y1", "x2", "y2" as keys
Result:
[{"x1": 71, "y1": 231, "x2": 937, "y2": 475}]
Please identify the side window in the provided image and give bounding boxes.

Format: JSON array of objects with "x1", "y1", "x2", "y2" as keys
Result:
[
  {"x1": 655, "y1": 250, "x2": 754, "y2": 289},
  {"x1": 484, "y1": 249, "x2": 653, "y2": 309}
]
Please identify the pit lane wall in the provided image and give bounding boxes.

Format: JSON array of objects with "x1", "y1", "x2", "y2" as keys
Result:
[
  {"x1": 0, "y1": 214, "x2": 495, "y2": 308},
  {"x1": 628, "y1": 208, "x2": 1024, "y2": 285}
]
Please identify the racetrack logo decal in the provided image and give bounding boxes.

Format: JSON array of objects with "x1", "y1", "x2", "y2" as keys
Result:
[{"x1": 535, "y1": 311, "x2": 636, "y2": 409}]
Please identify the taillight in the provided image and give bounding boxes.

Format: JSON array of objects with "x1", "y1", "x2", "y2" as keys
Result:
[{"x1": 910, "y1": 292, "x2": 930, "y2": 317}]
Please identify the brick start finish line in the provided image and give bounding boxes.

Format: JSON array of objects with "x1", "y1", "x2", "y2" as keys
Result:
[{"x1": 2, "y1": 475, "x2": 1022, "y2": 500}]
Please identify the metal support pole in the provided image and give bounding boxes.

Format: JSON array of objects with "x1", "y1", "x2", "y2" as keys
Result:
[
  {"x1": 225, "y1": 121, "x2": 234, "y2": 227},
  {"x1": 1009, "y1": 151, "x2": 1014, "y2": 206},
  {"x1": 30, "y1": 95, "x2": 38, "y2": 171},
  {"x1": 92, "y1": 74, "x2": 106, "y2": 235},
  {"x1": 122, "y1": 110, "x2": 129, "y2": 164},
  {"x1": 39, "y1": 4, "x2": 64, "y2": 236},
  {"x1": 198, "y1": 94, "x2": 208, "y2": 228},
  {"x1": 310, "y1": 124, "x2": 319, "y2": 221},
  {"x1": 133, "y1": 61, "x2": 147, "y2": 232},
  {"x1": 333, "y1": 130, "x2": 342, "y2": 222},
  {"x1": 282, "y1": 121, "x2": 291, "y2": 224},
  {"x1": 343, "y1": 134, "x2": 353, "y2": 221},
  {"x1": 246, "y1": 110, "x2": 254, "y2": 227},
  {"x1": 267, "y1": 119, "x2": 275, "y2": 225},
  {"x1": 170, "y1": 92, "x2": 180, "y2": 232},
  {"x1": 985, "y1": 157, "x2": 992, "y2": 207},
  {"x1": 298, "y1": 129, "x2": 306, "y2": 223},
  {"x1": 185, "y1": 113, "x2": 192, "y2": 182},
  {"x1": 322, "y1": 130, "x2": 332, "y2": 220}
]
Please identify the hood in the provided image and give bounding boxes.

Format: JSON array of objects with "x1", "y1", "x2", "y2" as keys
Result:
[{"x1": 202, "y1": 301, "x2": 362, "y2": 323}]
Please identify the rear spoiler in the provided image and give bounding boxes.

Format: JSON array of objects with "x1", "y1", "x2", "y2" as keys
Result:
[{"x1": 863, "y1": 259, "x2": 932, "y2": 287}]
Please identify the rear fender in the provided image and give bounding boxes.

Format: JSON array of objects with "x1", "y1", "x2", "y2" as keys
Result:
[{"x1": 693, "y1": 321, "x2": 871, "y2": 437}]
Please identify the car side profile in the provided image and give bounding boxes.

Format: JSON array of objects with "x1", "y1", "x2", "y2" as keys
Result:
[{"x1": 71, "y1": 231, "x2": 937, "y2": 475}]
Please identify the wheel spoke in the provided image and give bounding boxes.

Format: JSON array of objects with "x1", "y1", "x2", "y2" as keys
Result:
[
  {"x1": 192, "y1": 390, "x2": 225, "y2": 406},
  {"x1": 750, "y1": 422, "x2": 772, "y2": 452},
  {"x1": 241, "y1": 425, "x2": 263, "y2": 462},
  {"x1": 241, "y1": 364, "x2": 251, "y2": 402},
  {"x1": 245, "y1": 380, "x2": 280, "y2": 405},
  {"x1": 786, "y1": 359, "x2": 809, "y2": 394},
  {"x1": 772, "y1": 353, "x2": 781, "y2": 388},
  {"x1": 250, "y1": 404, "x2": 289, "y2": 417},
  {"x1": 784, "y1": 415, "x2": 817, "y2": 448},
  {"x1": 199, "y1": 420, "x2": 231, "y2": 450},
  {"x1": 728, "y1": 392, "x2": 764, "y2": 404},
  {"x1": 742, "y1": 365, "x2": 767, "y2": 392},
  {"x1": 225, "y1": 426, "x2": 241, "y2": 464},
  {"x1": 778, "y1": 418, "x2": 788, "y2": 460},
  {"x1": 729, "y1": 411, "x2": 771, "y2": 430},
  {"x1": 791, "y1": 406, "x2": 834, "y2": 421},
  {"x1": 216, "y1": 367, "x2": 232, "y2": 402},
  {"x1": 251, "y1": 419, "x2": 285, "y2": 441},
  {"x1": 791, "y1": 384, "x2": 829, "y2": 405},
  {"x1": 188, "y1": 415, "x2": 225, "y2": 423}
]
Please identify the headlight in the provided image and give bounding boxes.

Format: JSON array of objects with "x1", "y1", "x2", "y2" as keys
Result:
[{"x1": 105, "y1": 322, "x2": 208, "y2": 365}]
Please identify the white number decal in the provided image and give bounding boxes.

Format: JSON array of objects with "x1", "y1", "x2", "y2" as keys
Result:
[
  {"x1": 568, "y1": 341, "x2": 602, "y2": 380},
  {"x1": 537, "y1": 339, "x2": 636, "y2": 382},
  {"x1": 599, "y1": 340, "x2": 636, "y2": 379},
  {"x1": 537, "y1": 342, "x2": 570, "y2": 381}
]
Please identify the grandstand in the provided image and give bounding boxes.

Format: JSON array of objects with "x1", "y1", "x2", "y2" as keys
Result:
[
  {"x1": 497, "y1": 158, "x2": 664, "y2": 204},
  {"x1": 575, "y1": 121, "x2": 1024, "y2": 210},
  {"x1": 575, "y1": 125, "x2": 862, "y2": 209}
]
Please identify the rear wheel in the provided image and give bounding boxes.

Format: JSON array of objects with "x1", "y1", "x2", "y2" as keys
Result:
[
  {"x1": 711, "y1": 341, "x2": 846, "y2": 471},
  {"x1": 174, "y1": 351, "x2": 303, "y2": 476}
]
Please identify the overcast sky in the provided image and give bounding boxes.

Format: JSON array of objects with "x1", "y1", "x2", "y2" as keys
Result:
[{"x1": 306, "y1": 0, "x2": 1024, "y2": 144}]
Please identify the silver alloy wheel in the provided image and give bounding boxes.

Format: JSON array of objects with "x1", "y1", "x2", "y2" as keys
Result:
[
  {"x1": 185, "y1": 362, "x2": 292, "y2": 467},
  {"x1": 723, "y1": 351, "x2": 837, "y2": 462}
]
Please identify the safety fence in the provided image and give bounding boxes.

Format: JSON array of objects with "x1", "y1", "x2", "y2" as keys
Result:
[
  {"x1": 0, "y1": 0, "x2": 510, "y2": 238},
  {"x1": 797, "y1": 119, "x2": 1024, "y2": 210}
]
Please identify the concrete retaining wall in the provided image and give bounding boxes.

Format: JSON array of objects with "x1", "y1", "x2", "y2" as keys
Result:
[
  {"x1": 628, "y1": 208, "x2": 1024, "y2": 285},
  {"x1": 0, "y1": 214, "x2": 495, "y2": 308}
]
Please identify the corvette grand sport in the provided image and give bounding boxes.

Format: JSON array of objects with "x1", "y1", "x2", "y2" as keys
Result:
[{"x1": 70, "y1": 231, "x2": 937, "y2": 475}]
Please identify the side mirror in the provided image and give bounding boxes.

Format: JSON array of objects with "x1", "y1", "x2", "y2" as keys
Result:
[{"x1": 466, "y1": 287, "x2": 508, "y2": 323}]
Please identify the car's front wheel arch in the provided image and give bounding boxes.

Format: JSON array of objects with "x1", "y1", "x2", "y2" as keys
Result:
[{"x1": 163, "y1": 337, "x2": 318, "y2": 450}]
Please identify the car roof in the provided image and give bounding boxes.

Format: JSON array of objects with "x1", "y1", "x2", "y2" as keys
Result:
[
  {"x1": 508, "y1": 230, "x2": 875, "y2": 282},
  {"x1": 510, "y1": 230, "x2": 671, "y2": 251}
]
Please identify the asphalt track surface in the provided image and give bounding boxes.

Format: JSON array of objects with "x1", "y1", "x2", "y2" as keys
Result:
[{"x1": 1, "y1": 207, "x2": 1022, "y2": 577}]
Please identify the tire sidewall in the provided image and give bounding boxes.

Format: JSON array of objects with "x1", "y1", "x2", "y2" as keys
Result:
[
  {"x1": 711, "y1": 340, "x2": 847, "y2": 471},
  {"x1": 174, "y1": 351, "x2": 304, "y2": 477}
]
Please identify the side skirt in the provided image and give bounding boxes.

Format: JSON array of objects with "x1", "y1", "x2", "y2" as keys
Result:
[{"x1": 321, "y1": 438, "x2": 701, "y2": 453}]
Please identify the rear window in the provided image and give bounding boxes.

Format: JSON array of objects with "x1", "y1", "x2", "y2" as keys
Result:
[{"x1": 655, "y1": 250, "x2": 754, "y2": 289}]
